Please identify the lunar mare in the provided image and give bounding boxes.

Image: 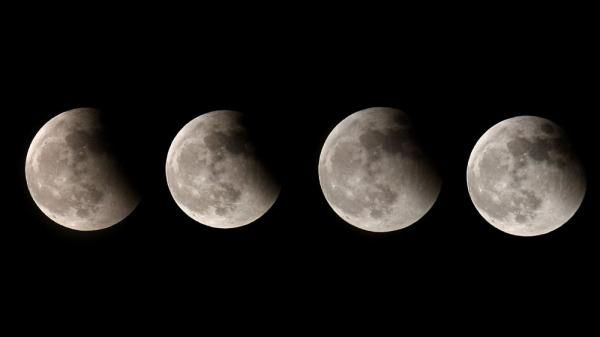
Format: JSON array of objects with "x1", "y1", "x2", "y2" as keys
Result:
[
  {"x1": 467, "y1": 116, "x2": 586, "y2": 236},
  {"x1": 25, "y1": 108, "x2": 140, "y2": 231},
  {"x1": 318, "y1": 107, "x2": 441, "y2": 232},
  {"x1": 165, "y1": 110, "x2": 280, "y2": 228}
]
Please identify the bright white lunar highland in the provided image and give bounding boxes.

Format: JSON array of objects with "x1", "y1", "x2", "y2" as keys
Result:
[
  {"x1": 467, "y1": 116, "x2": 586, "y2": 237},
  {"x1": 25, "y1": 108, "x2": 140, "y2": 231},
  {"x1": 318, "y1": 107, "x2": 441, "y2": 232},
  {"x1": 165, "y1": 110, "x2": 280, "y2": 229}
]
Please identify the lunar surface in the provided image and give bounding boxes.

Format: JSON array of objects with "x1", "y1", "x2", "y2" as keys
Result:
[
  {"x1": 467, "y1": 116, "x2": 586, "y2": 236},
  {"x1": 25, "y1": 108, "x2": 140, "y2": 231},
  {"x1": 318, "y1": 107, "x2": 441, "y2": 232},
  {"x1": 165, "y1": 110, "x2": 280, "y2": 228}
]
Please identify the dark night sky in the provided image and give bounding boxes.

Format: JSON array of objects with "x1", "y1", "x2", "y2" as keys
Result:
[{"x1": 2, "y1": 5, "x2": 598, "y2": 323}]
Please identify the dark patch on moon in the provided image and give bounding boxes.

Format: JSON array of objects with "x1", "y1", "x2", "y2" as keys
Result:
[
  {"x1": 215, "y1": 207, "x2": 228, "y2": 216},
  {"x1": 79, "y1": 182, "x2": 105, "y2": 205},
  {"x1": 65, "y1": 130, "x2": 105, "y2": 154},
  {"x1": 358, "y1": 127, "x2": 421, "y2": 158},
  {"x1": 515, "y1": 214, "x2": 527, "y2": 223},
  {"x1": 358, "y1": 129, "x2": 407, "y2": 154},
  {"x1": 370, "y1": 209, "x2": 383, "y2": 219},
  {"x1": 372, "y1": 183, "x2": 398, "y2": 206},
  {"x1": 519, "y1": 189, "x2": 542, "y2": 210},
  {"x1": 76, "y1": 208, "x2": 90, "y2": 218},
  {"x1": 507, "y1": 137, "x2": 552, "y2": 162},
  {"x1": 204, "y1": 130, "x2": 251, "y2": 155},
  {"x1": 540, "y1": 122, "x2": 555, "y2": 134},
  {"x1": 393, "y1": 111, "x2": 410, "y2": 125},
  {"x1": 214, "y1": 182, "x2": 242, "y2": 204},
  {"x1": 507, "y1": 136, "x2": 570, "y2": 168}
]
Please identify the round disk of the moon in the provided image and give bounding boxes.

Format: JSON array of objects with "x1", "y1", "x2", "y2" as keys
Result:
[
  {"x1": 25, "y1": 108, "x2": 140, "y2": 231},
  {"x1": 165, "y1": 110, "x2": 280, "y2": 229},
  {"x1": 318, "y1": 107, "x2": 441, "y2": 232},
  {"x1": 467, "y1": 116, "x2": 586, "y2": 237}
]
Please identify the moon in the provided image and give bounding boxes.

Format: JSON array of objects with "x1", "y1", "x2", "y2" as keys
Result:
[
  {"x1": 165, "y1": 110, "x2": 280, "y2": 229},
  {"x1": 467, "y1": 116, "x2": 586, "y2": 237},
  {"x1": 318, "y1": 107, "x2": 441, "y2": 232},
  {"x1": 25, "y1": 108, "x2": 140, "y2": 231}
]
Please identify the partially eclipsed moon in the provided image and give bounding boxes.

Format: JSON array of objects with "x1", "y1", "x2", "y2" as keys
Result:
[
  {"x1": 318, "y1": 107, "x2": 441, "y2": 232},
  {"x1": 165, "y1": 110, "x2": 280, "y2": 229},
  {"x1": 25, "y1": 108, "x2": 140, "y2": 231},
  {"x1": 467, "y1": 115, "x2": 586, "y2": 237}
]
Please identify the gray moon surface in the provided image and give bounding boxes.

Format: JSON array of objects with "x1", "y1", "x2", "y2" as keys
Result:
[
  {"x1": 467, "y1": 116, "x2": 586, "y2": 237},
  {"x1": 165, "y1": 110, "x2": 280, "y2": 229},
  {"x1": 25, "y1": 108, "x2": 140, "y2": 231},
  {"x1": 318, "y1": 107, "x2": 441, "y2": 232}
]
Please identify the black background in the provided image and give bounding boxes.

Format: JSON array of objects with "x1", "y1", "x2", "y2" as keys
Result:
[{"x1": 3, "y1": 4, "x2": 598, "y2": 323}]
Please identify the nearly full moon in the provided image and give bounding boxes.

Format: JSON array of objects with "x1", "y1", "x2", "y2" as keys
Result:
[
  {"x1": 165, "y1": 110, "x2": 280, "y2": 229},
  {"x1": 318, "y1": 107, "x2": 441, "y2": 232},
  {"x1": 467, "y1": 116, "x2": 586, "y2": 236},
  {"x1": 25, "y1": 108, "x2": 140, "y2": 231}
]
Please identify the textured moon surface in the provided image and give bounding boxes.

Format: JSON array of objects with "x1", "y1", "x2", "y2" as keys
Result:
[
  {"x1": 165, "y1": 110, "x2": 280, "y2": 228},
  {"x1": 467, "y1": 116, "x2": 586, "y2": 236},
  {"x1": 318, "y1": 107, "x2": 441, "y2": 232},
  {"x1": 25, "y1": 108, "x2": 140, "y2": 231}
]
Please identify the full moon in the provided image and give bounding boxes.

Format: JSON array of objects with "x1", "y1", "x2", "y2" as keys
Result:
[
  {"x1": 25, "y1": 108, "x2": 140, "y2": 231},
  {"x1": 318, "y1": 107, "x2": 441, "y2": 232},
  {"x1": 165, "y1": 110, "x2": 280, "y2": 228},
  {"x1": 467, "y1": 116, "x2": 586, "y2": 237}
]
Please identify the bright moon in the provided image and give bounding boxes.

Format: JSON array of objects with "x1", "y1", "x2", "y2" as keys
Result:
[
  {"x1": 467, "y1": 115, "x2": 586, "y2": 236},
  {"x1": 25, "y1": 108, "x2": 140, "y2": 231},
  {"x1": 318, "y1": 107, "x2": 441, "y2": 232},
  {"x1": 165, "y1": 110, "x2": 280, "y2": 229}
]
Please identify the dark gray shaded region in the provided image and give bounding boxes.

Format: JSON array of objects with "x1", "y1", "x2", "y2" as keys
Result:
[
  {"x1": 204, "y1": 130, "x2": 252, "y2": 155},
  {"x1": 507, "y1": 136, "x2": 570, "y2": 168},
  {"x1": 358, "y1": 127, "x2": 422, "y2": 159}
]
